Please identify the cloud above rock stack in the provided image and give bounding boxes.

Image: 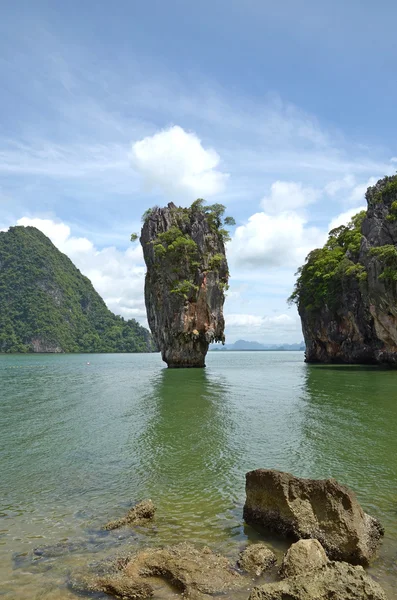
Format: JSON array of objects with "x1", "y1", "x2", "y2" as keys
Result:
[{"x1": 129, "y1": 125, "x2": 229, "y2": 197}]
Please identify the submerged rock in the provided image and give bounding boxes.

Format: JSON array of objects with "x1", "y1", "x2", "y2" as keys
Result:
[
  {"x1": 77, "y1": 542, "x2": 245, "y2": 599},
  {"x1": 103, "y1": 499, "x2": 155, "y2": 530},
  {"x1": 249, "y1": 561, "x2": 387, "y2": 600},
  {"x1": 278, "y1": 539, "x2": 329, "y2": 579},
  {"x1": 238, "y1": 543, "x2": 277, "y2": 576},
  {"x1": 291, "y1": 174, "x2": 397, "y2": 365},
  {"x1": 243, "y1": 469, "x2": 384, "y2": 565},
  {"x1": 95, "y1": 574, "x2": 154, "y2": 599},
  {"x1": 140, "y1": 201, "x2": 230, "y2": 367}
]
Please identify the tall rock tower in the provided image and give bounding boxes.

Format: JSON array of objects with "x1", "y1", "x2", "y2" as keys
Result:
[{"x1": 140, "y1": 200, "x2": 231, "y2": 367}]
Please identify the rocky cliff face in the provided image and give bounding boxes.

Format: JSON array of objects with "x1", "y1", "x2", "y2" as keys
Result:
[
  {"x1": 295, "y1": 175, "x2": 397, "y2": 364},
  {"x1": 140, "y1": 202, "x2": 229, "y2": 367}
]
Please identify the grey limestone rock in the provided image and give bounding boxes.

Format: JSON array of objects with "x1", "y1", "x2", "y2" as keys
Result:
[
  {"x1": 278, "y1": 539, "x2": 329, "y2": 579},
  {"x1": 243, "y1": 469, "x2": 384, "y2": 566},
  {"x1": 140, "y1": 202, "x2": 229, "y2": 367},
  {"x1": 300, "y1": 174, "x2": 397, "y2": 365},
  {"x1": 238, "y1": 543, "x2": 277, "y2": 576},
  {"x1": 249, "y1": 561, "x2": 387, "y2": 600}
]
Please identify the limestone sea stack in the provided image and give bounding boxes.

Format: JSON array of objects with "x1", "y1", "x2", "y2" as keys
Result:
[
  {"x1": 291, "y1": 174, "x2": 397, "y2": 364},
  {"x1": 140, "y1": 201, "x2": 231, "y2": 367}
]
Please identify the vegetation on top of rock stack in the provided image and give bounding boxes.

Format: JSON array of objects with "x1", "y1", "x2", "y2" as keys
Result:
[
  {"x1": 289, "y1": 210, "x2": 367, "y2": 311},
  {"x1": 0, "y1": 226, "x2": 156, "y2": 353},
  {"x1": 135, "y1": 200, "x2": 234, "y2": 300}
]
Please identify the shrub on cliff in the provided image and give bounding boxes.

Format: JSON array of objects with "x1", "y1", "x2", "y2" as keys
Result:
[{"x1": 289, "y1": 211, "x2": 367, "y2": 311}]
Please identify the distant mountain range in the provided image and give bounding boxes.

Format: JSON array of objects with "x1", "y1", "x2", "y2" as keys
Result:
[{"x1": 210, "y1": 339, "x2": 305, "y2": 351}]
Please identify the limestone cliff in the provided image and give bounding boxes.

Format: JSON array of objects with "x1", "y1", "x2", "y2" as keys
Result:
[
  {"x1": 140, "y1": 201, "x2": 230, "y2": 367},
  {"x1": 292, "y1": 174, "x2": 397, "y2": 364}
]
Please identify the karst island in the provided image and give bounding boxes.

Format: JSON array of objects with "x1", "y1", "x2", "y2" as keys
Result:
[{"x1": 137, "y1": 200, "x2": 234, "y2": 367}]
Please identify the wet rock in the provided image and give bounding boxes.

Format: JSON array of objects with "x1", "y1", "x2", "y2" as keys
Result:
[
  {"x1": 279, "y1": 539, "x2": 329, "y2": 579},
  {"x1": 238, "y1": 543, "x2": 277, "y2": 576},
  {"x1": 82, "y1": 542, "x2": 245, "y2": 599},
  {"x1": 96, "y1": 574, "x2": 154, "y2": 599},
  {"x1": 243, "y1": 469, "x2": 384, "y2": 565},
  {"x1": 140, "y1": 202, "x2": 229, "y2": 368},
  {"x1": 104, "y1": 499, "x2": 155, "y2": 531},
  {"x1": 249, "y1": 561, "x2": 387, "y2": 600},
  {"x1": 124, "y1": 543, "x2": 244, "y2": 596}
]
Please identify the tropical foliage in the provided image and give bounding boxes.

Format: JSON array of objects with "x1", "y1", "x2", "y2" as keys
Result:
[
  {"x1": 289, "y1": 211, "x2": 367, "y2": 311},
  {"x1": 0, "y1": 226, "x2": 156, "y2": 353},
  {"x1": 136, "y1": 199, "x2": 233, "y2": 299}
]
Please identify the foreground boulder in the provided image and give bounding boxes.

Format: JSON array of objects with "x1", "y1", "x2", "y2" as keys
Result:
[
  {"x1": 95, "y1": 575, "x2": 153, "y2": 599},
  {"x1": 279, "y1": 539, "x2": 328, "y2": 579},
  {"x1": 75, "y1": 543, "x2": 245, "y2": 599},
  {"x1": 243, "y1": 470, "x2": 383, "y2": 565},
  {"x1": 140, "y1": 201, "x2": 231, "y2": 367},
  {"x1": 103, "y1": 499, "x2": 155, "y2": 530},
  {"x1": 238, "y1": 543, "x2": 277, "y2": 576},
  {"x1": 249, "y1": 561, "x2": 387, "y2": 600}
]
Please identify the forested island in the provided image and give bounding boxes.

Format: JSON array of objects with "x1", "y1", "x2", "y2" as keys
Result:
[
  {"x1": 290, "y1": 174, "x2": 397, "y2": 365},
  {"x1": 0, "y1": 226, "x2": 156, "y2": 353},
  {"x1": 140, "y1": 200, "x2": 233, "y2": 367}
]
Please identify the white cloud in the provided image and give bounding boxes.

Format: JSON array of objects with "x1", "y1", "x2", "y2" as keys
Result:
[
  {"x1": 229, "y1": 210, "x2": 326, "y2": 269},
  {"x1": 226, "y1": 313, "x2": 296, "y2": 329},
  {"x1": 324, "y1": 175, "x2": 378, "y2": 205},
  {"x1": 260, "y1": 180, "x2": 319, "y2": 213},
  {"x1": 327, "y1": 206, "x2": 366, "y2": 232},
  {"x1": 224, "y1": 311, "x2": 302, "y2": 342},
  {"x1": 324, "y1": 175, "x2": 356, "y2": 196},
  {"x1": 15, "y1": 218, "x2": 148, "y2": 323},
  {"x1": 348, "y1": 177, "x2": 377, "y2": 204},
  {"x1": 226, "y1": 314, "x2": 264, "y2": 327},
  {"x1": 129, "y1": 125, "x2": 229, "y2": 198}
]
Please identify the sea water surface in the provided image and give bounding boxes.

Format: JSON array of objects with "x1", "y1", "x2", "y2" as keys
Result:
[{"x1": 1, "y1": 351, "x2": 396, "y2": 598}]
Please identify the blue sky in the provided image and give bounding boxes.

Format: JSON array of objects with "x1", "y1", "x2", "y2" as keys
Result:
[{"x1": 1, "y1": 0, "x2": 397, "y2": 342}]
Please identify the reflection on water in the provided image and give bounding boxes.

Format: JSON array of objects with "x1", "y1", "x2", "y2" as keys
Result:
[
  {"x1": 0, "y1": 352, "x2": 396, "y2": 598},
  {"x1": 299, "y1": 364, "x2": 397, "y2": 593},
  {"x1": 130, "y1": 368, "x2": 241, "y2": 545}
]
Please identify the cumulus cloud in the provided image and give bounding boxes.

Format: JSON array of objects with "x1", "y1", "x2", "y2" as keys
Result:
[
  {"x1": 348, "y1": 177, "x2": 377, "y2": 204},
  {"x1": 228, "y1": 211, "x2": 326, "y2": 269},
  {"x1": 327, "y1": 206, "x2": 366, "y2": 232},
  {"x1": 16, "y1": 217, "x2": 147, "y2": 322},
  {"x1": 129, "y1": 125, "x2": 229, "y2": 198},
  {"x1": 226, "y1": 313, "x2": 296, "y2": 328},
  {"x1": 324, "y1": 175, "x2": 356, "y2": 196},
  {"x1": 260, "y1": 180, "x2": 319, "y2": 213},
  {"x1": 324, "y1": 174, "x2": 378, "y2": 205},
  {"x1": 223, "y1": 312, "x2": 302, "y2": 343}
]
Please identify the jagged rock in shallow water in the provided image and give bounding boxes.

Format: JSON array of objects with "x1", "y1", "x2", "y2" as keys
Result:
[
  {"x1": 95, "y1": 575, "x2": 154, "y2": 600},
  {"x1": 238, "y1": 543, "x2": 277, "y2": 576},
  {"x1": 249, "y1": 561, "x2": 387, "y2": 600},
  {"x1": 243, "y1": 469, "x2": 384, "y2": 566},
  {"x1": 140, "y1": 201, "x2": 229, "y2": 367},
  {"x1": 292, "y1": 174, "x2": 397, "y2": 365},
  {"x1": 103, "y1": 499, "x2": 155, "y2": 530},
  {"x1": 278, "y1": 539, "x2": 329, "y2": 579},
  {"x1": 75, "y1": 542, "x2": 245, "y2": 600}
]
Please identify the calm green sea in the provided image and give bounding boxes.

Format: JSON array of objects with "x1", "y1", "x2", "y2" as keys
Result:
[{"x1": 1, "y1": 351, "x2": 396, "y2": 598}]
